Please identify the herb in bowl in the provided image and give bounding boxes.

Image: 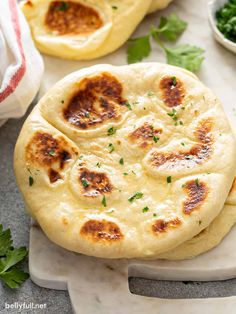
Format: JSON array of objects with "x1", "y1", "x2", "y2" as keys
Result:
[{"x1": 216, "y1": 0, "x2": 236, "y2": 43}]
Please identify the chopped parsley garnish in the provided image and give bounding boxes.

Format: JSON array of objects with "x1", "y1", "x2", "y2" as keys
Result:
[
  {"x1": 167, "y1": 176, "x2": 172, "y2": 183},
  {"x1": 195, "y1": 178, "x2": 199, "y2": 187},
  {"x1": 119, "y1": 158, "x2": 124, "y2": 165},
  {"x1": 96, "y1": 162, "x2": 101, "y2": 168},
  {"x1": 198, "y1": 220, "x2": 202, "y2": 225},
  {"x1": 61, "y1": 100, "x2": 64, "y2": 104},
  {"x1": 181, "y1": 142, "x2": 185, "y2": 146},
  {"x1": 112, "y1": 5, "x2": 118, "y2": 10},
  {"x1": 108, "y1": 143, "x2": 115, "y2": 153},
  {"x1": 216, "y1": 0, "x2": 236, "y2": 43},
  {"x1": 128, "y1": 192, "x2": 143, "y2": 203},
  {"x1": 84, "y1": 112, "x2": 90, "y2": 118},
  {"x1": 123, "y1": 172, "x2": 128, "y2": 176},
  {"x1": 123, "y1": 101, "x2": 132, "y2": 110},
  {"x1": 132, "y1": 170, "x2": 136, "y2": 175},
  {"x1": 0, "y1": 224, "x2": 29, "y2": 289},
  {"x1": 167, "y1": 108, "x2": 178, "y2": 119},
  {"x1": 102, "y1": 196, "x2": 107, "y2": 207},
  {"x1": 48, "y1": 150, "x2": 55, "y2": 156},
  {"x1": 153, "y1": 136, "x2": 159, "y2": 143},
  {"x1": 142, "y1": 206, "x2": 149, "y2": 213},
  {"x1": 185, "y1": 155, "x2": 193, "y2": 160},
  {"x1": 182, "y1": 183, "x2": 186, "y2": 188},
  {"x1": 81, "y1": 178, "x2": 89, "y2": 187},
  {"x1": 147, "y1": 91, "x2": 155, "y2": 97},
  {"x1": 171, "y1": 76, "x2": 177, "y2": 86},
  {"x1": 29, "y1": 176, "x2": 34, "y2": 187},
  {"x1": 57, "y1": 1, "x2": 69, "y2": 11},
  {"x1": 153, "y1": 213, "x2": 157, "y2": 217},
  {"x1": 107, "y1": 127, "x2": 116, "y2": 136}
]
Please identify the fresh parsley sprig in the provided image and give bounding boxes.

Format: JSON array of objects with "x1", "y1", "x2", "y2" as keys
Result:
[
  {"x1": 127, "y1": 13, "x2": 204, "y2": 72},
  {"x1": 0, "y1": 225, "x2": 29, "y2": 289}
]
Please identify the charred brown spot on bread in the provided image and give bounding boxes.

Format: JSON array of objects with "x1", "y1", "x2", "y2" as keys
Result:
[
  {"x1": 79, "y1": 168, "x2": 113, "y2": 197},
  {"x1": 48, "y1": 169, "x2": 62, "y2": 183},
  {"x1": 80, "y1": 220, "x2": 123, "y2": 242},
  {"x1": 128, "y1": 123, "x2": 162, "y2": 149},
  {"x1": 62, "y1": 217, "x2": 69, "y2": 226},
  {"x1": 149, "y1": 118, "x2": 214, "y2": 170},
  {"x1": 159, "y1": 76, "x2": 185, "y2": 107},
  {"x1": 26, "y1": 132, "x2": 73, "y2": 169},
  {"x1": 25, "y1": 0, "x2": 33, "y2": 7},
  {"x1": 45, "y1": 1, "x2": 103, "y2": 35},
  {"x1": 152, "y1": 218, "x2": 182, "y2": 234},
  {"x1": 183, "y1": 180, "x2": 209, "y2": 215},
  {"x1": 194, "y1": 118, "x2": 214, "y2": 144},
  {"x1": 150, "y1": 144, "x2": 212, "y2": 170},
  {"x1": 63, "y1": 73, "x2": 127, "y2": 129}
]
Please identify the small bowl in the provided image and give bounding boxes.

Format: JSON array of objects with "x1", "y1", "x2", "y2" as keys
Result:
[{"x1": 207, "y1": 0, "x2": 236, "y2": 54}]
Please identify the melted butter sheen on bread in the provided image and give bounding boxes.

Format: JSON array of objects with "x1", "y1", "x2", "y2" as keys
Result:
[{"x1": 14, "y1": 63, "x2": 236, "y2": 259}]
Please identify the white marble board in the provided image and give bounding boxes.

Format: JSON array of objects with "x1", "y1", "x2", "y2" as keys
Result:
[{"x1": 31, "y1": 0, "x2": 236, "y2": 313}]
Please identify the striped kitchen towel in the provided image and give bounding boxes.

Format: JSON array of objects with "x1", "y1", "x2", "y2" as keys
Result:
[{"x1": 0, "y1": 0, "x2": 44, "y2": 127}]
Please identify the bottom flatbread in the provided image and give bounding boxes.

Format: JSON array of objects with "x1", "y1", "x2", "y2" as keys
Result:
[{"x1": 157, "y1": 177, "x2": 236, "y2": 260}]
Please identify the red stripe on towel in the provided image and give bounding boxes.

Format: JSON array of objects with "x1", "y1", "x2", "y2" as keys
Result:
[{"x1": 0, "y1": 0, "x2": 26, "y2": 103}]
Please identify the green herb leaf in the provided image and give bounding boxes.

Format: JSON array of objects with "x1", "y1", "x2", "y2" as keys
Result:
[
  {"x1": 108, "y1": 143, "x2": 115, "y2": 153},
  {"x1": 153, "y1": 14, "x2": 187, "y2": 41},
  {"x1": 171, "y1": 76, "x2": 177, "y2": 86},
  {"x1": 29, "y1": 176, "x2": 34, "y2": 187},
  {"x1": 81, "y1": 178, "x2": 89, "y2": 187},
  {"x1": 0, "y1": 226, "x2": 12, "y2": 257},
  {"x1": 0, "y1": 268, "x2": 29, "y2": 289},
  {"x1": 123, "y1": 172, "x2": 128, "y2": 176},
  {"x1": 112, "y1": 5, "x2": 118, "y2": 10},
  {"x1": 153, "y1": 136, "x2": 159, "y2": 143},
  {"x1": 153, "y1": 213, "x2": 157, "y2": 217},
  {"x1": 119, "y1": 158, "x2": 124, "y2": 165},
  {"x1": 165, "y1": 44, "x2": 205, "y2": 72},
  {"x1": 0, "y1": 247, "x2": 28, "y2": 274},
  {"x1": 195, "y1": 178, "x2": 199, "y2": 187},
  {"x1": 107, "y1": 127, "x2": 117, "y2": 136},
  {"x1": 96, "y1": 162, "x2": 101, "y2": 168},
  {"x1": 142, "y1": 206, "x2": 149, "y2": 213},
  {"x1": 57, "y1": 1, "x2": 69, "y2": 11},
  {"x1": 0, "y1": 226, "x2": 28, "y2": 289},
  {"x1": 102, "y1": 196, "x2": 107, "y2": 207},
  {"x1": 123, "y1": 101, "x2": 132, "y2": 110},
  {"x1": 127, "y1": 35, "x2": 151, "y2": 64},
  {"x1": 128, "y1": 192, "x2": 143, "y2": 203},
  {"x1": 167, "y1": 176, "x2": 172, "y2": 183}
]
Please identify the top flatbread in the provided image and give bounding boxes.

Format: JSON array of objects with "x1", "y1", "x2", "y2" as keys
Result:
[
  {"x1": 148, "y1": 0, "x2": 173, "y2": 14},
  {"x1": 20, "y1": 0, "x2": 152, "y2": 60},
  {"x1": 14, "y1": 63, "x2": 236, "y2": 259}
]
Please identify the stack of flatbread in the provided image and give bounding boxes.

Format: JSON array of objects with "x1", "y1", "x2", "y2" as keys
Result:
[
  {"x1": 20, "y1": 0, "x2": 173, "y2": 60},
  {"x1": 14, "y1": 63, "x2": 236, "y2": 260}
]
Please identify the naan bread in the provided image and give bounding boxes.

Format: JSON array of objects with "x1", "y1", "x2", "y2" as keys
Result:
[
  {"x1": 20, "y1": 0, "x2": 152, "y2": 60},
  {"x1": 148, "y1": 0, "x2": 173, "y2": 14},
  {"x1": 157, "y1": 179, "x2": 236, "y2": 260},
  {"x1": 14, "y1": 63, "x2": 236, "y2": 259}
]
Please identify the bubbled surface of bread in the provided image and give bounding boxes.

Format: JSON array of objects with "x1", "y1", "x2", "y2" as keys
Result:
[{"x1": 14, "y1": 63, "x2": 236, "y2": 259}]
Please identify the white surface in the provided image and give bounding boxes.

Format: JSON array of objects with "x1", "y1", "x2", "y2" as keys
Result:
[
  {"x1": 207, "y1": 0, "x2": 236, "y2": 54},
  {"x1": 30, "y1": 223, "x2": 236, "y2": 314},
  {"x1": 31, "y1": 0, "x2": 236, "y2": 313}
]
